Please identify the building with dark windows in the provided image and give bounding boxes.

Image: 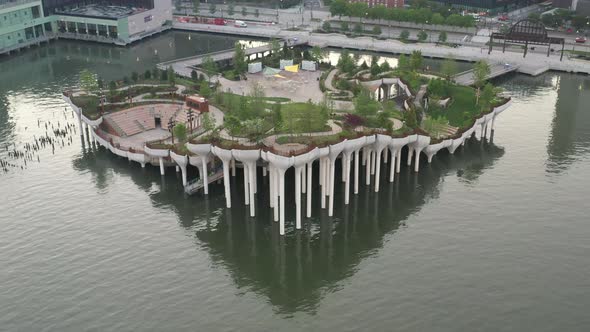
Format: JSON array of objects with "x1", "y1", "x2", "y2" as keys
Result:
[
  {"x1": 348, "y1": 0, "x2": 405, "y2": 9},
  {"x1": 1, "y1": 0, "x2": 172, "y2": 55},
  {"x1": 431, "y1": 0, "x2": 543, "y2": 12}
]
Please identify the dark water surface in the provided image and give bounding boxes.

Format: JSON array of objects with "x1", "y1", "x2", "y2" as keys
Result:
[{"x1": 1, "y1": 31, "x2": 590, "y2": 331}]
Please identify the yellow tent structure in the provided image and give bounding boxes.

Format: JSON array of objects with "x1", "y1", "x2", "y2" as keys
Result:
[{"x1": 284, "y1": 64, "x2": 299, "y2": 73}]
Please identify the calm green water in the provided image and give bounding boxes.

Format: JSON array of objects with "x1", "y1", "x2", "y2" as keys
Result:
[{"x1": 1, "y1": 31, "x2": 590, "y2": 331}]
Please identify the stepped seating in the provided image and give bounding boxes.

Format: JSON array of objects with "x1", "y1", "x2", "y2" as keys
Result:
[{"x1": 105, "y1": 104, "x2": 191, "y2": 137}]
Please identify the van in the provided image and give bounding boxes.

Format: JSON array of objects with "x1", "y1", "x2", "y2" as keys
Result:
[{"x1": 234, "y1": 20, "x2": 247, "y2": 28}]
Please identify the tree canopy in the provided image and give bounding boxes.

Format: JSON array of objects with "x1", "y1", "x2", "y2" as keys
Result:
[{"x1": 79, "y1": 69, "x2": 98, "y2": 94}]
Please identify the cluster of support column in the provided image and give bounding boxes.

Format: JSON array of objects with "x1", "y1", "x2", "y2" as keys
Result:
[{"x1": 70, "y1": 95, "x2": 511, "y2": 237}]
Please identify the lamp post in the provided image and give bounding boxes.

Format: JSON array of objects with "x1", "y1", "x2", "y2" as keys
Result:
[
  {"x1": 168, "y1": 118, "x2": 176, "y2": 144},
  {"x1": 187, "y1": 108, "x2": 194, "y2": 133}
]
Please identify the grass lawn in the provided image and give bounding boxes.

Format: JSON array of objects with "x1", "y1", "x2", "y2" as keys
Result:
[
  {"x1": 278, "y1": 102, "x2": 329, "y2": 134},
  {"x1": 428, "y1": 85, "x2": 478, "y2": 128}
]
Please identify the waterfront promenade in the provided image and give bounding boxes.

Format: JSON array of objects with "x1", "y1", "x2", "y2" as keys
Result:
[{"x1": 172, "y1": 22, "x2": 590, "y2": 77}]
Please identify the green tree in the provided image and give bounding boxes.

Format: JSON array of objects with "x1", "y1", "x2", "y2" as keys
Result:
[
  {"x1": 372, "y1": 25, "x2": 382, "y2": 35},
  {"x1": 473, "y1": 60, "x2": 490, "y2": 104},
  {"x1": 173, "y1": 123, "x2": 188, "y2": 143},
  {"x1": 160, "y1": 68, "x2": 168, "y2": 81},
  {"x1": 431, "y1": 12, "x2": 444, "y2": 25},
  {"x1": 201, "y1": 55, "x2": 218, "y2": 77},
  {"x1": 254, "y1": 8, "x2": 259, "y2": 17},
  {"x1": 108, "y1": 81, "x2": 117, "y2": 99},
  {"x1": 397, "y1": 54, "x2": 409, "y2": 71},
  {"x1": 79, "y1": 69, "x2": 98, "y2": 94},
  {"x1": 242, "y1": 6, "x2": 247, "y2": 16},
  {"x1": 370, "y1": 57, "x2": 381, "y2": 76},
  {"x1": 354, "y1": 88, "x2": 379, "y2": 117},
  {"x1": 202, "y1": 112, "x2": 216, "y2": 133},
  {"x1": 380, "y1": 60, "x2": 391, "y2": 72},
  {"x1": 400, "y1": 29, "x2": 410, "y2": 41},
  {"x1": 233, "y1": 42, "x2": 247, "y2": 75},
  {"x1": 353, "y1": 23, "x2": 363, "y2": 34},
  {"x1": 248, "y1": 82, "x2": 266, "y2": 116},
  {"x1": 144, "y1": 69, "x2": 152, "y2": 80},
  {"x1": 404, "y1": 107, "x2": 418, "y2": 128},
  {"x1": 479, "y1": 83, "x2": 495, "y2": 110},
  {"x1": 311, "y1": 45, "x2": 326, "y2": 62},
  {"x1": 167, "y1": 66, "x2": 176, "y2": 86},
  {"x1": 337, "y1": 49, "x2": 355, "y2": 74},
  {"x1": 227, "y1": 3, "x2": 235, "y2": 16},
  {"x1": 152, "y1": 68, "x2": 159, "y2": 80},
  {"x1": 438, "y1": 31, "x2": 447, "y2": 43},
  {"x1": 417, "y1": 30, "x2": 427, "y2": 42},
  {"x1": 224, "y1": 115, "x2": 241, "y2": 136},
  {"x1": 440, "y1": 57, "x2": 458, "y2": 81},
  {"x1": 349, "y1": 2, "x2": 368, "y2": 22},
  {"x1": 330, "y1": 0, "x2": 348, "y2": 17},
  {"x1": 191, "y1": 69, "x2": 198, "y2": 81},
  {"x1": 322, "y1": 21, "x2": 331, "y2": 31},
  {"x1": 209, "y1": 3, "x2": 216, "y2": 14},
  {"x1": 272, "y1": 103, "x2": 283, "y2": 131},
  {"x1": 409, "y1": 50, "x2": 423, "y2": 71},
  {"x1": 131, "y1": 71, "x2": 139, "y2": 83},
  {"x1": 193, "y1": 0, "x2": 199, "y2": 14}
]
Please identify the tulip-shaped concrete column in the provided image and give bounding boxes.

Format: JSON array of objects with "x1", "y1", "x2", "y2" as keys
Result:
[
  {"x1": 447, "y1": 136, "x2": 465, "y2": 155},
  {"x1": 317, "y1": 147, "x2": 330, "y2": 209},
  {"x1": 189, "y1": 155, "x2": 205, "y2": 183},
  {"x1": 363, "y1": 136, "x2": 376, "y2": 186},
  {"x1": 388, "y1": 136, "x2": 410, "y2": 180},
  {"x1": 232, "y1": 149, "x2": 260, "y2": 217},
  {"x1": 212, "y1": 146, "x2": 233, "y2": 208},
  {"x1": 266, "y1": 152, "x2": 294, "y2": 235},
  {"x1": 186, "y1": 143, "x2": 212, "y2": 194},
  {"x1": 374, "y1": 134, "x2": 392, "y2": 192},
  {"x1": 145, "y1": 145, "x2": 170, "y2": 176},
  {"x1": 170, "y1": 151, "x2": 189, "y2": 186},
  {"x1": 307, "y1": 160, "x2": 313, "y2": 218},
  {"x1": 261, "y1": 152, "x2": 278, "y2": 221},
  {"x1": 424, "y1": 139, "x2": 452, "y2": 164},
  {"x1": 328, "y1": 140, "x2": 346, "y2": 217},
  {"x1": 293, "y1": 148, "x2": 318, "y2": 228},
  {"x1": 408, "y1": 135, "x2": 431, "y2": 172},
  {"x1": 75, "y1": 110, "x2": 83, "y2": 138},
  {"x1": 343, "y1": 137, "x2": 366, "y2": 203}
]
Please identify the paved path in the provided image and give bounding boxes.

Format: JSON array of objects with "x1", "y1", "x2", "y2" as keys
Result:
[
  {"x1": 169, "y1": 22, "x2": 590, "y2": 76},
  {"x1": 454, "y1": 63, "x2": 519, "y2": 85}
]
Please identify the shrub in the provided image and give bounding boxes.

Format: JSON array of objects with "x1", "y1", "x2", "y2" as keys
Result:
[{"x1": 344, "y1": 113, "x2": 365, "y2": 128}]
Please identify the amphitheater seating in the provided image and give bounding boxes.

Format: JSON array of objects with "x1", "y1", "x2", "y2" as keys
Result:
[{"x1": 105, "y1": 104, "x2": 191, "y2": 137}]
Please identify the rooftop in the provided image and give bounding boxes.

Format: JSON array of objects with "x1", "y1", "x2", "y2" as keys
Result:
[{"x1": 55, "y1": 4, "x2": 146, "y2": 20}]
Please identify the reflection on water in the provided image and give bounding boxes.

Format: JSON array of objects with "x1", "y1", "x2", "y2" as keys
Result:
[
  {"x1": 2, "y1": 30, "x2": 590, "y2": 329},
  {"x1": 71, "y1": 138, "x2": 504, "y2": 313}
]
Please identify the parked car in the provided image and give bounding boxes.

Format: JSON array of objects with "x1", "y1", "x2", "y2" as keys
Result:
[
  {"x1": 234, "y1": 20, "x2": 247, "y2": 28},
  {"x1": 575, "y1": 37, "x2": 587, "y2": 43}
]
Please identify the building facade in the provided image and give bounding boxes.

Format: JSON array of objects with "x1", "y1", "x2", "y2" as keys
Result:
[
  {"x1": 348, "y1": 0, "x2": 405, "y2": 9},
  {"x1": 0, "y1": 0, "x2": 54, "y2": 54},
  {"x1": 431, "y1": 0, "x2": 542, "y2": 12},
  {"x1": 1, "y1": 0, "x2": 171, "y2": 55}
]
